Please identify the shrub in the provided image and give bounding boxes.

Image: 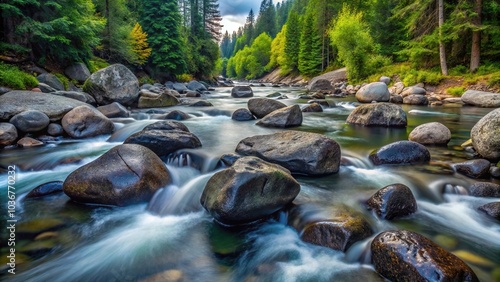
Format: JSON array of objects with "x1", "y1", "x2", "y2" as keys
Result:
[
  {"x1": 449, "y1": 65, "x2": 468, "y2": 76},
  {"x1": 446, "y1": 86, "x2": 466, "y2": 97},
  {"x1": 139, "y1": 76, "x2": 155, "y2": 85},
  {"x1": 488, "y1": 72, "x2": 500, "y2": 87},
  {"x1": 0, "y1": 62, "x2": 38, "y2": 90},
  {"x1": 177, "y1": 74, "x2": 193, "y2": 83}
]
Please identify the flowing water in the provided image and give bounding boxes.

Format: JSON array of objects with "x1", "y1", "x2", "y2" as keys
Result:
[{"x1": 1, "y1": 85, "x2": 499, "y2": 281}]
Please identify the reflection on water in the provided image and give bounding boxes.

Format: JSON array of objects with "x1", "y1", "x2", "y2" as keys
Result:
[{"x1": 1, "y1": 86, "x2": 498, "y2": 281}]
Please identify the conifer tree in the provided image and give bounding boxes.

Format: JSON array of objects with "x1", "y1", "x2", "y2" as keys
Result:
[
  {"x1": 282, "y1": 11, "x2": 301, "y2": 74},
  {"x1": 128, "y1": 23, "x2": 152, "y2": 65},
  {"x1": 298, "y1": 11, "x2": 322, "y2": 77}
]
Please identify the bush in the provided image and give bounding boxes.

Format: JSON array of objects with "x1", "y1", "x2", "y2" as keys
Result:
[
  {"x1": 0, "y1": 62, "x2": 39, "y2": 90},
  {"x1": 446, "y1": 86, "x2": 466, "y2": 97},
  {"x1": 177, "y1": 74, "x2": 193, "y2": 83},
  {"x1": 488, "y1": 72, "x2": 500, "y2": 87},
  {"x1": 139, "y1": 76, "x2": 155, "y2": 85},
  {"x1": 88, "y1": 57, "x2": 110, "y2": 73},
  {"x1": 449, "y1": 65, "x2": 468, "y2": 76}
]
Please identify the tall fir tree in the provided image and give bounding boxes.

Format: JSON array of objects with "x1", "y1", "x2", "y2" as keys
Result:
[
  {"x1": 298, "y1": 10, "x2": 322, "y2": 77},
  {"x1": 283, "y1": 10, "x2": 301, "y2": 74},
  {"x1": 140, "y1": 0, "x2": 186, "y2": 74},
  {"x1": 244, "y1": 9, "x2": 255, "y2": 46}
]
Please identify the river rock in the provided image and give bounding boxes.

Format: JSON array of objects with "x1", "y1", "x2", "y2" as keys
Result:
[
  {"x1": 462, "y1": 90, "x2": 500, "y2": 107},
  {"x1": 232, "y1": 108, "x2": 255, "y2": 121},
  {"x1": 355, "y1": 82, "x2": 390, "y2": 103},
  {"x1": 138, "y1": 90, "x2": 180, "y2": 108},
  {"x1": 185, "y1": 90, "x2": 200, "y2": 97},
  {"x1": 408, "y1": 122, "x2": 451, "y2": 145},
  {"x1": 289, "y1": 204, "x2": 373, "y2": 252},
  {"x1": 164, "y1": 110, "x2": 191, "y2": 120},
  {"x1": 390, "y1": 82, "x2": 405, "y2": 94},
  {"x1": 9, "y1": 110, "x2": 50, "y2": 133},
  {"x1": 37, "y1": 83, "x2": 57, "y2": 93},
  {"x1": 0, "y1": 122, "x2": 18, "y2": 145},
  {"x1": 143, "y1": 121, "x2": 189, "y2": 132},
  {"x1": 403, "y1": 94, "x2": 428, "y2": 105},
  {"x1": 302, "y1": 103, "x2": 323, "y2": 112},
  {"x1": 307, "y1": 79, "x2": 334, "y2": 92},
  {"x1": 37, "y1": 73, "x2": 64, "y2": 91},
  {"x1": 379, "y1": 76, "x2": 391, "y2": 85},
  {"x1": 26, "y1": 181, "x2": 64, "y2": 198},
  {"x1": 64, "y1": 62, "x2": 91, "y2": 83},
  {"x1": 17, "y1": 137, "x2": 43, "y2": 147},
  {"x1": 468, "y1": 182, "x2": 500, "y2": 197},
  {"x1": 231, "y1": 86, "x2": 253, "y2": 98},
  {"x1": 371, "y1": 230, "x2": 479, "y2": 282},
  {"x1": 63, "y1": 144, "x2": 171, "y2": 206},
  {"x1": 124, "y1": 129, "x2": 201, "y2": 157},
  {"x1": 187, "y1": 80, "x2": 207, "y2": 92},
  {"x1": 61, "y1": 105, "x2": 114, "y2": 138},
  {"x1": 256, "y1": 105, "x2": 302, "y2": 128},
  {"x1": 0, "y1": 91, "x2": 88, "y2": 121},
  {"x1": 471, "y1": 108, "x2": 500, "y2": 160},
  {"x1": 370, "y1": 141, "x2": 430, "y2": 165},
  {"x1": 478, "y1": 202, "x2": 500, "y2": 220},
  {"x1": 452, "y1": 159, "x2": 491, "y2": 179},
  {"x1": 189, "y1": 100, "x2": 213, "y2": 107},
  {"x1": 97, "y1": 102, "x2": 129, "y2": 118},
  {"x1": 200, "y1": 156, "x2": 300, "y2": 225},
  {"x1": 366, "y1": 184, "x2": 418, "y2": 220},
  {"x1": 346, "y1": 103, "x2": 407, "y2": 127},
  {"x1": 83, "y1": 64, "x2": 139, "y2": 106},
  {"x1": 47, "y1": 123, "x2": 64, "y2": 136},
  {"x1": 308, "y1": 99, "x2": 332, "y2": 107},
  {"x1": 236, "y1": 130, "x2": 341, "y2": 176},
  {"x1": 401, "y1": 86, "x2": 426, "y2": 97},
  {"x1": 247, "y1": 98, "x2": 286, "y2": 118},
  {"x1": 172, "y1": 82, "x2": 188, "y2": 93}
]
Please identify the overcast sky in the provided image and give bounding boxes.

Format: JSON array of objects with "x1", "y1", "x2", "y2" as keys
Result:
[{"x1": 219, "y1": 0, "x2": 261, "y2": 35}]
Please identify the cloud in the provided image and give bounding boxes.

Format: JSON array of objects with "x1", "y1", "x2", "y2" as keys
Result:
[{"x1": 219, "y1": 0, "x2": 260, "y2": 17}]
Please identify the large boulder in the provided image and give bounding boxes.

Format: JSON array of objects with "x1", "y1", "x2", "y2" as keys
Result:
[
  {"x1": 187, "y1": 80, "x2": 207, "y2": 92},
  {"x1": 370, "y1": 141, "x2": 430, "y2": 165},
  {"x1": 64, "y1": 63, "x2": 91, "y2": 83},
  {"x1": 124, "y1": 129, "x2": 201, "y2": 157},
  {"x1": 462, "y1": 90, "x2": 500, "y2": 107},
  {"x1": 452, "y1": 159, "x2": 491, "y2": 179},
  {"x1": 63, "y1": 144, "x2": 171, "y2": 206},
  {"x1": 408, "y1": 122, "x2": 451, "y2": 145},
  {"x1": 366, "y1": 184, "x2": 418, "y2": 220},
  {"x1": 143, "y1": 121, "x2": 189, "y2": 132},
  {"x1": 478, "y1": 202, "x2": 500, "y2": 220},
  {"x1": 401, "y1": 86, "x2": 426, "y2": 97},
  {"x1": 403, "y1": 94, "x2": 428, "y2": 105},
  {"x1": 231, "y1": 86, "x2": 253, "y2": 98},
  {"x1": 0, "y1": 91, "x2": 88, "y2": 122},
  {"x1": 307, "y1": 79, "x2": 334, "y2": 92},
  {"x1": 9, "y1": 110, "x2": 50, "y2": 133},
  {"x1": 236, "y1": 130, "x2": 341, "y2": 176},
  {"x1": 97, "y1": 102, "x2": 129, "y2": 118},
  {"x1": 355, "y1": 82, "x2": 390, "y2": 103},
  {"x1": 346, "y1": 103, "x2": 407, "y2": 127},
  {"x1": 256, "y1": 105, "x2": 303, "y2": 128},
  {"x1": 83, "y1": 64, "x2": 140, "y2": 106},
  {"x1": 200, "y1": 156, "x2": 300, "y2": 225},
  {"x1": 289, "y1": 204, "x2": 373, "y2": 252},
  {"x1": 37, "y1": 73, "x2": 64, "y2": 91},
  {"x1": 371, "y1": 230, "x2": 479, "y2": 282},
  {"x1": 61, "y1": 105, "x2": 114, "y2": 138},
  {"x1": 138, "y1": 90, "x2": 180, "y2": 108},
  {"x1": 468, "y1": 182, "x2": 500, "y2": 198},
  {"x1": 302, "y1": 103, "x2": 323, "y2": 112},
  {"x1": 471, "y1": 108, "x2": 500, "y2": 160},
  {"x1": 0, "y1": 122, "x2": 18, "y2": 146},
  {"x1": 247, "y1": 98, "x2": 286, "y2": 118}
]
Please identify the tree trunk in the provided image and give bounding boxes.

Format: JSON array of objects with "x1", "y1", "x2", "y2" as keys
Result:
[
  {"x1": 438, "y1": 0, "x2": 448, "y2": 75},
  {"x1": 470, "y1": 0, "x2": 482, "y2": 72}
]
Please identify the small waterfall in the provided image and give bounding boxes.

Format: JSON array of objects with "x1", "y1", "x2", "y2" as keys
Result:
[
  {"x1": 165, "y1": 149, "x2": 221, "y2": 173},
  {"x1": 106, "y1": 119, "x2": 156, "y2": 142}
]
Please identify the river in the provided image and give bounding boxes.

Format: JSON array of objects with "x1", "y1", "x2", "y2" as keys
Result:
[{"x1": 1, "y1": 85, "x2": 499, "y2": 281}]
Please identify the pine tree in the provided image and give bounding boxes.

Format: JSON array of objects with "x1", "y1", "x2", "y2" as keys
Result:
[
  {"x1": 244, "y1": 10, "x2": 255, "y2": 46},
  {"x1": 203, "y1": 0, "x2": 223, "y2": 40},
  {"x1": 140, "y1": 0, "x2": 186, "y2": 74},
  {"x1": 298, "y1": 11, "x2": 322, "y2": 77},
  {"x1": 128, "y1": 22, "x2": 152, "y2": 65},
  {"x1": 283, "y1": 11, "x2": 301, "y2": 74},
  {"x1": 255, "y1": 0, "x2": 277, "y2": 38}
]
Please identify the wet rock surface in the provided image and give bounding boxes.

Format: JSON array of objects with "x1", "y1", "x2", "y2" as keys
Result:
[
  {"x1": 371, "y1": 230, "x2": 479, "y2": 282},
  {"x1": 370, "y1": 141, "x2": 431, "y2": 165},
  {"x1": 236, "y1": 130, "x2": 341, "y2": 175},
  {"x1": 231, "y1": 86, "x2": 253, "y2": 98},
  {"x1": 256, "y1": 105, "x2": 302, "y2": 128},
  {"x1": 366, "y1": 184, "x2": 418, "y2": 220},
  {"x1": 452, "y1": 159, "x2": 491, "y2": 179},
  {"x1": 124, "y1": 129, "x2": 201, "y2": 157},
  {"x1": 346, "y1": 103, "x2": 407, "y2": 127},
  {"x1": 247, "y1": 98, "x2": 286, "y2": 118},
  {"x1": 478, "y1": 202, "x2": 500, "y2": 220},
  {"x1": 200, "y1": 156, "x2": 300, "y2": 225},
  {"x1": 61, "y1": 105, "x2": 114, "y2": 138},
  {"x1": 468, "y1": 182, "x2": 500, "y2": 197},
  {"x1": 471, "y1": 108, "x2": 500, "y2": 160},
  {"x1": 232, "y1": 108, "x2": 255, "y2": 121}
]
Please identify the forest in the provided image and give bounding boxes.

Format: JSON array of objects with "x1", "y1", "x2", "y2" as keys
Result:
[
  {"x1": 221, "y1": 0, "x2": 500, "y2": 84},
  {"x1": 0, "y1": 0, "x2": 222, "y2": 83},
  {"x1": 1, "y1": 0, "x2": 500, "y2": 85}
]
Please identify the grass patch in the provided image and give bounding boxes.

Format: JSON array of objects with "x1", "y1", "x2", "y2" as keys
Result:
[
  {"x1": 54, "y1": 73, "x2": 69, "y2": 90},
  {"x1": 0, "y1": 62, "x2": 39, "y2": 90},
  {"x1": 88, "y1": 57, "x2": 109, "y2": 73},
  {"x1": 139, "y1": 75, "x2": 155, "y2": 85},
  {"x1": 368, "y1": 63, "x2": 443, "y2": 86},
  {"x1": 446, "y1": 86, "x2": 466, "y2": 97}
]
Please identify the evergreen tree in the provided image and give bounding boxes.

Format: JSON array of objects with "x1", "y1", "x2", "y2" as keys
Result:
[
  {"x1": 283, "y1": 10, "x2": 301, "y2": 74},
  {"x1": 203, "y1": 0, "x2": 223, "y2": 40},
  {"x1": 255, "y1": 0, "x2": 277, "y2": 38},
  {"x1": 244, "y1": 10, "x2": 255, "y2": 46},
  {"x1": 128, "y1": 22, "x2": 152, "y2": 65},
  {"x1": 298, "y1": 10, "x2": 322, "y2": 77},
  {"x1": 140, "y1": 0, "x2": 186, "y2": 74},
  {"x1": 220, "y1": 31, "x2": 232, "y2": 58}
]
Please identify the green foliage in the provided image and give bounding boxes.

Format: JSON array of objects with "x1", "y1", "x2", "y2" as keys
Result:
[
  {"x1": 0, "y1": 63, "x2": 39, "y2": 90},
  {"x1": 88, "y1": 57, "x2": 110, "y2": 73},
  {"x1": 138, "y1": 75, "x2": 155, "y2": 85},
  {"x1": 226, "y1": 33, "x2": 272, "y2": 79},
  {"x1": 177, "y1": 74, "x2": 194, "y2": 83},
  {"x1": 266, "y1": 25, "x2": 287, "y2": 72},
  {"x1": 140, "y1": 0, "x2": 186, "y2": 75},
  {"x1": 283, "y1": 11, "x2": 301, "y2": 74},
  {"x1": 489, "y1": 72, "x2": 500, "y2": 87},
  {"x1": 54, "y1": 73, "x2": 69, "y2": 90},
  {"x1": 298, "y1": 10, "x2": 322, "y2": 77},
  {"x1": 446, "y1": 86, "x2": 466, "y2": 97},
  {"x1": 368, "y1": 63, "x2": 443, "y2": 86},
  {"x1": 329, "y1": 5, "x2": 376, "y2": 82}
]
